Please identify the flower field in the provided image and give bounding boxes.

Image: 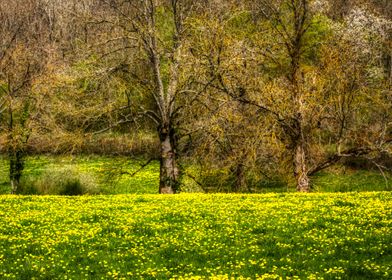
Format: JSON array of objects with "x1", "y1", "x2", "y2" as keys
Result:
[{"x1": 0, "y1": 192, "x2": 391, "y2": 279}]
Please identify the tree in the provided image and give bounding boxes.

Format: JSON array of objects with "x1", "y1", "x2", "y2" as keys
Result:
[
  {"x1": 185, "y1": 8, "x2": 281, "y2": 193},
  {"x1": 201, "y1": 0, "x2": 323, "y2": 191},
  {"x1": 198, "y1": 0, "x2": 391, "y2": 191},
  {"x1": 0, "y1": 0, "x2": 51, "y2": 193},
  {"x1": 80, "y1": 0, "x2": 209, "y2": 193}
]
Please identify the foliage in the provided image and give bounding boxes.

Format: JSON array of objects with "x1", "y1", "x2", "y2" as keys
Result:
[{"x1": 0, "y1": 192, "x2": 390, "y2": 279}]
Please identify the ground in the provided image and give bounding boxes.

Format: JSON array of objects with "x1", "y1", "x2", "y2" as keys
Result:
[
  {"x1": 0, "y1": 192, "x2": 391, "y2": 279},
  {"x1": 0, "y1": 156, "x2": 391, "y2": 279}
]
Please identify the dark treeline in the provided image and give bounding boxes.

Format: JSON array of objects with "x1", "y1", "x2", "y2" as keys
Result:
[{"x1": 0, "y1": 0, "x2": 391, "y2": 193}]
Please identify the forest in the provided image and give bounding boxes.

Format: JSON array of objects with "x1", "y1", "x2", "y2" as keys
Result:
[{"x1": 0, "y1": 0, "x2": 391, "y2": 195}]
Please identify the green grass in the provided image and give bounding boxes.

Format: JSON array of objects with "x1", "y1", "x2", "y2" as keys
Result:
[
  {"x1": 312, "y1": 168, "x2": 392, "y2": 192},
  {"x1": 0, "y1": 156, "x2": 160, "y2": 195},
  {"x1": 0, "y1": 192, "x2": 390, "y2": 279},
  {"x1": 0, "y1": 156, "x2": 391, "y2": 194}
]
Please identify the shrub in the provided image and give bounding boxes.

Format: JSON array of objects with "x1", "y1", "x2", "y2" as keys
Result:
[
  {"x1": 59, "y1": 179, "x2": 84, "y2": 196},
  {"x1": 20, "y1": 166, "x2": 99, "y2": 195}
]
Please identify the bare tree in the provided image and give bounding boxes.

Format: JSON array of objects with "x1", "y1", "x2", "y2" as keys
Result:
[
  {"x1": 78, "y1": 0, "x2": 208, "y2": 193},
  {"x1": 197, "y1": 0, "x2": 391, "y2": 191},
  {"x1": 0, "y1": 0, "x2": 51, "y2": 193}
]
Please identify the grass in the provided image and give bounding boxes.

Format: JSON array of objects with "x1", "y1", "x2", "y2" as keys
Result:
[
  {"x1": 0, "y1": 156, "x2": 160, "y2": 195},
  {"x1": 0, "y1": 192, "x2": 390, "y2": 279},
  {"x1": 312, "y1": 167, "x2": 392, "y2": 192},
  {"x1": 0, "y1": 156, "x2": 391, "y2": 194}
]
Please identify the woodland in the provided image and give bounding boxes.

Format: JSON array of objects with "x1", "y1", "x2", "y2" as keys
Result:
[{"x1": 0, "y1": 0, "x2": 391, "y2": 194}]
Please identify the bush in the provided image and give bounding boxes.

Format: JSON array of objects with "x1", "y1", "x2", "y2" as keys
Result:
[
  {"x1": 59, "y1": 179, "x2": 84, "y2": 196},
  {"x1": 20, "y1": 166, "x2": 99, "y2": 195}
]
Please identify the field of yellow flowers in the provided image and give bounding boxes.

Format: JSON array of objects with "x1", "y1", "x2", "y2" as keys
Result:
[{"x1": 0, "y1": 192, "x2": 391, "y2": 279}]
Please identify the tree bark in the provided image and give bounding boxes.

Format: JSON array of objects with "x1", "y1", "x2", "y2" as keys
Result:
[
  {"x1": 159, "y1": 125, "x2": 179, "y2": 194},
  {"x1": 9, "y1": 149, "x2": 24, "y2": 194},
  {"x1": 232, "y1": 162, "x2": 247, "y2": 193},
  {"x1": 8, "y1": 108, "x2": 23, "y2": 194},
  {"x1": 294, "y1": 143, "x2": 310, "y2": 192}
]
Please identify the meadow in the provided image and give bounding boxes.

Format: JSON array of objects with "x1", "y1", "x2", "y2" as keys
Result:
[{"x1": 0, "y1": 192, "x2": 391, "y2": 279}]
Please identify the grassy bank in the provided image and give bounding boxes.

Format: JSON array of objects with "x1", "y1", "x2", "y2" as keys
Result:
[{"x1": 0, "y1": 192, "x2": 390, "y2": 279}]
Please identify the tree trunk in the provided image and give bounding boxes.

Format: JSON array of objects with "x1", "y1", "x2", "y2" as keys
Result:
[
  {"x1": 8, "y1": 109, "x2": 24, "y2": 194},
  {"x1": 159, "y1": 125, "x2": 179, "y2": 194},
  {"x1": 232, "y1": 163, "x2": 247, "y2": 193},
  {"x1": 389, "y1": 49, "x2": 392, "y2": 87},
  {"x1": 9, "y1": 149, "x2": 24, "y2": 194},
  {"x1": 294, "y1": 143, "x2": 310, "y2": 192}
]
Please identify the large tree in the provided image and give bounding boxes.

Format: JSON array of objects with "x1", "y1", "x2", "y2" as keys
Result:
[
  {"x1": 196, "y1": 0, "x2": 391, "y2": 191},
  {"x1": 81, "y1": 0, "x2": 209, "y2": 193}
]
